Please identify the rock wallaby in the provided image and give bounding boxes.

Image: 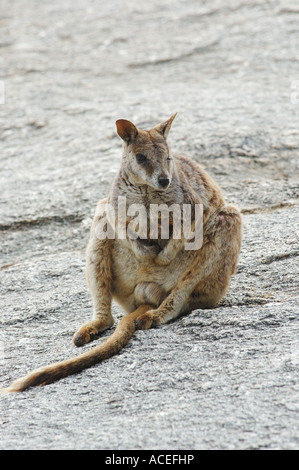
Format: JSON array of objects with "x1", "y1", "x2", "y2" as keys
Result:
[{"x1": 1, "y1": 114, "x2": 242, "y2": 393}]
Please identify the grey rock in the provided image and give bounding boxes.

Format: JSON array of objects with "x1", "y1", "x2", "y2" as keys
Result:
[{"x1": 0, "y1": 0, "x2": 298, "y2": 450}]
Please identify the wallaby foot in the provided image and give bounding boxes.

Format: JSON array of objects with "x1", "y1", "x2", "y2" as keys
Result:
[{"x1": 73, "y1": 316, "x2": 114, "y2": 347}]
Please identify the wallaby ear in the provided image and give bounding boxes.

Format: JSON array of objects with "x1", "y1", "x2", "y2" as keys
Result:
[
  {"x1": 116, "y1": 119, "x2": 138, "y2": 144},
  {"x1": 153, "y1": 113, "x2": 177, "y2": 139}
]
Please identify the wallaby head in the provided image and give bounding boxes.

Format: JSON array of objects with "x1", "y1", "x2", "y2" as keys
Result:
[{"x1": 116, "y1": 114, "x2": 177, "y2": 190}]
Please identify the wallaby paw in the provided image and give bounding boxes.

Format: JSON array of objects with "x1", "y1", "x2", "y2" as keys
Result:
[
  {"x1": 72, "y1": 318, "x2": 113, "y2": 347},
  {"x1": 155, "y1": 251, "x2": 172, "y2": 266},
  {"x1": 135, "y1": 311, "x2": 160, "y2": 330},
  {"x1": 73, "y1": 327, "x2": 96, "y2": 347}
]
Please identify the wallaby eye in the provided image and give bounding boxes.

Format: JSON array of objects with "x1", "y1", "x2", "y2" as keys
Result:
[{"x1": 136, "y1": 153, "x2": 147, "y2": 164}]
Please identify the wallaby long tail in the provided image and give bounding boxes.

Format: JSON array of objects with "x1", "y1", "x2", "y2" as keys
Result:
[{"x1": 1, "y1": 304, "x2": 151, "y2": 393}]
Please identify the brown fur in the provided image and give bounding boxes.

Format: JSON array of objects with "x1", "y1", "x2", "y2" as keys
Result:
[{"x1": 1, "y1": 114, "x2": 242, "y2": 393}]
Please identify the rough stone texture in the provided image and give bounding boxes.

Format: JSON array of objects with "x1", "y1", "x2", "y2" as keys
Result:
[{"x1": 0, "y1": 0, "x2": 298, "y2": 450}]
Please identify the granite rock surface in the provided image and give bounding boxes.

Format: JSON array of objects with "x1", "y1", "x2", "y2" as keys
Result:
[{"x1": 0, "y1": 0, "x2": 298, "y2": 450}]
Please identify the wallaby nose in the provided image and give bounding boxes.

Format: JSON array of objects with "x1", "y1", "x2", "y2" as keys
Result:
[{"x1": 158, "y1": 177, "x2": 170, "y2": 188}]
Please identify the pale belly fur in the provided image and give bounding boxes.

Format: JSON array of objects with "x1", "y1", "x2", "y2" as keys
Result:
[{"x1": 111, "y1": 239, "x2": 194, "y2": 313}]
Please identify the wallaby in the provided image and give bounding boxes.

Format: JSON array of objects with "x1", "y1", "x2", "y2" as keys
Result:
[{"x1": 1, "y1": 114, "x2": 242, "y2": 393}]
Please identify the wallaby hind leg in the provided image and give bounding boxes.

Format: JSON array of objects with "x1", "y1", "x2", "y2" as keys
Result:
[
  {"x1": 135, "y1": 205, "x2": 242, "y2": 329},
  {"x1": 73, "y1": 200, "x2": 114, "y2": 347}
]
